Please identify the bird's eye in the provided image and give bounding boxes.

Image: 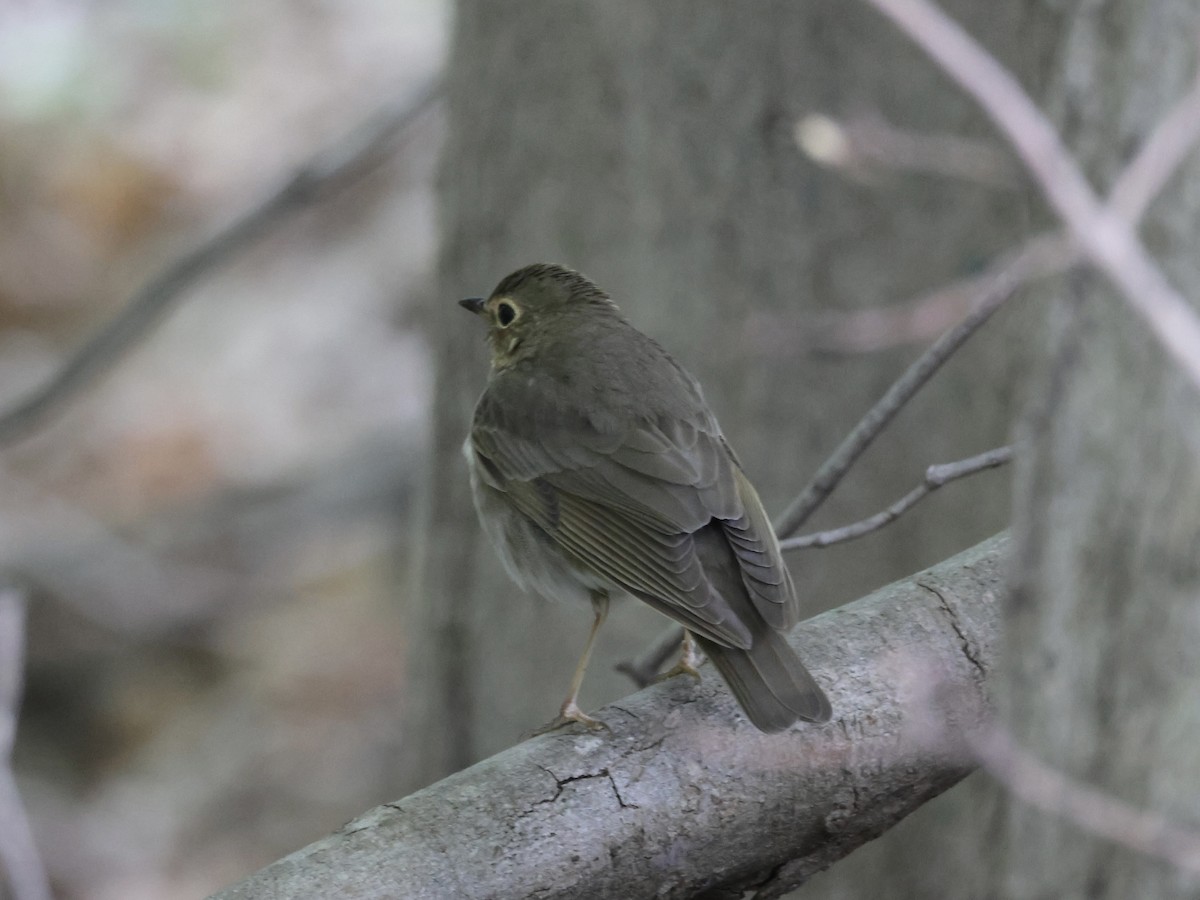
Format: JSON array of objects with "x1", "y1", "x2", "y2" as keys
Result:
[{"x1": 496, "y1": 301, "x2": 517, "y2": 327}]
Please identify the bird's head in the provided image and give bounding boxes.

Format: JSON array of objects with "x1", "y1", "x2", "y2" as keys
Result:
[{"x1": 459, "y1": 263, "x2": 616, "y2": 369}]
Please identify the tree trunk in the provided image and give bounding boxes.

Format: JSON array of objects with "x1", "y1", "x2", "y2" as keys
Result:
[
  {"x1": 995, "y1": 3, "x2": 1200, "y2": 895},
  {"x1": 409, "y1": 0, "x2": 1037, "y2": 804}
]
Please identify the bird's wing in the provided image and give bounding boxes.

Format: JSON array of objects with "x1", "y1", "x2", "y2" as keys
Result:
[
  {"x1": 471, "y1": 368, "x2": 797, "y2": 642},
  {"x1": 499, "y1": 478, "x2": 752, "y2": 647},
  {"x1": 722, "y1": 467, "x2": 797, "y2": 629}
]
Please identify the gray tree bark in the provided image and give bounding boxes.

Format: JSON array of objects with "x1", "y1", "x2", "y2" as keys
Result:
[
  {"x1": 410, "y1": 0, "x2": 1038, "y2": 797},
  {"x1": 212, "y1": 535, "x2": 1007, "y2": 900},
  {"x1": 993, "y1": 3, "x2": 1200, "y2": 896},
  {"x1": 807, "y1": 3, "x2": 1200, "y2": 898}
]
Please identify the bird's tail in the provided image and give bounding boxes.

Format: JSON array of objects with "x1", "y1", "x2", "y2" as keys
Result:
[{"x1": 696, "y1": 627, "x2": 831, "y2": 732}]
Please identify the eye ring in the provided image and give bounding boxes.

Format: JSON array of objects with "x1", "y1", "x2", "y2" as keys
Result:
[{"x1": 496, "y1": 301, "x2": 517, "y2": 327}]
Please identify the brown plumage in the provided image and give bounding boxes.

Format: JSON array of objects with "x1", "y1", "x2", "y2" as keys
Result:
[{"x1": 461, "y1": 263, "x2": 831, "y2": 732}]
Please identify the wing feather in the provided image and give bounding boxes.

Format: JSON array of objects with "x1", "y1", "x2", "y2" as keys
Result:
[
  {"x1": 470, "y1": 350, "x2": 797, "y2": 649},
  {"x1": 502, "y1": 479, "x2": 752, "y2": 647},
  {"x1": 722, "y1": 468, "x2": 798, "y2": 629}
]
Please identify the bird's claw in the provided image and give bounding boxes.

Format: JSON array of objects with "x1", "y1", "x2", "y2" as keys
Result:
[
  {"x1": 525, "y1": 700, "x2": 611, "y2": 738},
  {"x1": 654, "y1": 660, "x2": 703, "y2": 683}
]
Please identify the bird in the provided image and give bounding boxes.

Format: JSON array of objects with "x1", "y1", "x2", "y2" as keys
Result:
[{"x1": 460, "y1": 263, "x2": 831, "y2": 733}]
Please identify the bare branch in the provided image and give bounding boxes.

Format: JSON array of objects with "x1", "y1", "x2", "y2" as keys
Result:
[
  {"x1": 642, "y1": 266, "x2": 1032, "y2": 684},
  {"x1": 805, "y1": 298, "x2": 972, "y2": 355},
  {"x1": 767, "y1": 13, "x2": 1200, "y2": 531},
  {"x1": 796, "y1": 112, "x2": 1021, "y2": 189},
  {"x1": 638, "y1": 21, "x2": 1200, "y2": 691},
  {"x1": 609, "y1": 441, "x2": 1008, "y2": 688},
  {"x1": 0, "y1": 76, "x2": 442, "y2": 447},
  {"x1": 782, "y1": 446, "x2": 1013, "y2": 551},
  {"x1": 632, "y1": 0, "x2": 1200, "y2": 741},
  {"x1": 1107, "y1": 44, "x2": 1200, "y2": 223},
  {"x1": 773, "y1": 235, "x2": 1063, "y2": 538},
  {"x1": 866, "y1": 0, "x2": 1200, "y2": 389},
  {"x1": 970, "y1": 723, "x2": 1200, "y2": 876},
  {"x1": 613, "y1": 625, "x2": 686, "y2": 689},
  {"x1": 863, "y1": 0, "x2": 1098, "y2": 224},
  {"x1": 788, "y1": 69, "x2": 1200, "y2": 356},
  {"x1": 0, "y1": 587, "x2": 24, "y2": 758},
  {"x1": 641, "y1": 233, "x2": 1057, "y2": 689},
  {"x1": 211, "y1": 535, "x2": 1009, "y2": 900},
  {"x1": 807, "y1": 238, "x2": 1067, "y2": 354},
  {"x1": 0, "y1": 584, "x2": 51, "y2": 900},
  {"x1": 616, "y1": 444, "x2": 1010, "y2": 688}
]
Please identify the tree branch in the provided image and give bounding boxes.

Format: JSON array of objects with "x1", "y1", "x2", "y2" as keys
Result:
[
  {"x1": 1106, "y1": 41, "x2": 1200, "y2": 223},
  {"x1": 772, "y1": 236, "x2": 1060, "y2": 538},
  {"x1": 865, "y1": 0, "x2": 1200, "y2": 389},
  {"x1": 630, "y1": 20, "x2": 1200, "y2": 690},
  {"x1": 210, "y1": 533, "x2": 1009, "y2": 900},
  {"x1": 781, "y1": 446, "x2": 1012, "y2": 550},
  {"x1": 774, "y1": 10, "x2": 1200, "y2": 516},
  {"x1": 624, "y1": 437, "x2": 1014, "y2": 687},
  {"x1": 0, "y1": 584, "x2": 50, "y2": 900},
  {"x1": 0, "y1": 76, "x2": 442, "y2": 447},
  {"x1": 795, "y1": 112, "x2": 1021, "y2": 189},
  {"x1": 970, "y1": 723, "x2": 1200, "y2": 875},
  {"x1": 791, "y1": 26, "x2": 1200, "y2": 359}
]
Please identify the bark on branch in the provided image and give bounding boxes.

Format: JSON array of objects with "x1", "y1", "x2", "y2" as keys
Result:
[{"x1": 210, "y1": 533, "x2": 1008, "y2": 900}]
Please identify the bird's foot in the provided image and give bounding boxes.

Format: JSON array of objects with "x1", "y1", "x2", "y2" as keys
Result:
[
  {"x1": 654, "y1": 659, "x2": 703, "y2": 683},
  {"x1": 654, "y1": 633, "x2": 704, "y2": 683},
  {"x1": 526, "y1": 699, "x2": 610, "y2": 737}
]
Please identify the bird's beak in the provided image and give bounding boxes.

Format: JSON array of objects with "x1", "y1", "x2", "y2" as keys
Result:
[{"x1": 459, "y1": 297, "x2": 485, "y2": 315}]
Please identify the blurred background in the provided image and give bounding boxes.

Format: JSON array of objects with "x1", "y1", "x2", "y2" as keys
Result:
[
  {"x1": 0, "y1": 1, "x2": 1051, "y2": 898},
  {"x1": 1, "y1": 2, "x2": 444, "y2": 897}
]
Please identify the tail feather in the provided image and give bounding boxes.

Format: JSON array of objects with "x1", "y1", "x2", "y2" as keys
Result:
[{"x1": 696, "y1": 628, "x2": 831, "y2": 732}]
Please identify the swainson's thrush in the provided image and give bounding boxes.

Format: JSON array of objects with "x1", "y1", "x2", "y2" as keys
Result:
[{"x1": 461, "y1": 264, "x2": 831, "y2": 733}]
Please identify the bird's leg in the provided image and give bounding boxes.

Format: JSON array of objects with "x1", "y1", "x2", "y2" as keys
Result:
[
  {"x1": 530, "y1": 591, "x2": 611, "y2": 735},
  {"x1": 656, "y1": 630, "x2": 704, "y2": 682}
]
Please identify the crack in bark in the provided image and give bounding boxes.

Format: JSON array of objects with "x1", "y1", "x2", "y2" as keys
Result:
[
  {"x1": 528, "y1": 764, "x2": 635, "y2": 812},
  {"x1": 608, "y1": 703, "x2": 639, "y2": 720},
  {"x1": 604, "y1": 771, "x2": 635, "y2": 809},
  {"x1": 919, "y1": 580, "x2": 987, "y2": 680}
]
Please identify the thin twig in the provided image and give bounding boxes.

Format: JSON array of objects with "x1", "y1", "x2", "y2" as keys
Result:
[
  {"x1": 810, "y1": 243, "x2": 1064, "y2": 354},
  {"x1": 784, "y1": 44, "x2": 1200, "y2": 357},
  {"x1": 1107, "y1": 41, "x2": 1200, "y2": 223},
  {"x1": 776, "y1": 6, "x2": 1200, "y2": 538},
  {"x1": 622, "y1": 15, "x2": 1200, "y2": 688},
  {"x1": 795, "y1": 112, "x2": 1022, "y2": 189},
  {"x1": 614, "y1": 626, "x2": 688, "y2": 689},
  {"x1": 622, "y1": 15, "x2": 1200, "y2": 690},
  {"x1": 867, "y1": 0, "x2": 1200, "y2": 389},
  {"x1": 0, "y1": 76, "x2": 442, "y2": 447},
  {"x1": 970, "y1": 723, "x2": 1200, "y2": 876},
  {"x1": 781, "y1": 446, "x2": 1012, "y2": 550},
  {"x1": 625, "y1": 238, "x2": 1060, "y2": 688},
  {"x1": 0, "y1": 587, "x2": 24, "y2": 757},
  {"x1": 773, "y1": 234, "x2": 1065, "y2": 539},
  {"x1": 622, "y1": 442, "x2": 1018, "y2": 683},
  {"x1": 0, "y1": 584, "x2": 50, "y2": 900}
]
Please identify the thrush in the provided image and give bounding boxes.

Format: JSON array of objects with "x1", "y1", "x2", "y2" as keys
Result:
[{"x1": 461, "y1": 263, "x2": 831, "y2": 733}]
